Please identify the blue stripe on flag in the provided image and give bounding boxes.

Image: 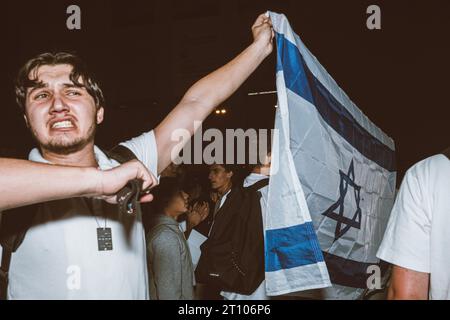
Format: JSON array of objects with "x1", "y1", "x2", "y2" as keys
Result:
[
  {"x1": 266, "y1": 222, "x2": 324, "y2": 272},
  {"x1": 275, "y1": 32, "x2": 396, "y2": 172},
  {"x1": 276, "y1": 34, "x2": 314, "y2": 104}
]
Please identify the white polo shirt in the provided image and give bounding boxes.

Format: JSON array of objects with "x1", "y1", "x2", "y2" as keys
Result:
[
  {"x1": 377, "y1": 154, "x2": 450, "y2": 299},
  {"x1": 2, "y1": 130, "x2": 158, "y2": 300}
]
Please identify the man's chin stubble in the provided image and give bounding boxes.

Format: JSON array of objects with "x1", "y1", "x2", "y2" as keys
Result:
[
  {"x1": 31, "y1": 127, "x2": 96, "y2": 156},
  {"x1": 41, "y1": 138, "x2": 92, "y2": 155}
]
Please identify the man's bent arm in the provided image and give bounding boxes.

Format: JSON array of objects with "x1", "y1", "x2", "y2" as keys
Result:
[
  {"x1": 155, "y1": 14, "x2": 273, "y2": 173},
  {"x1": 388, "y1": 265, "x2": 429, "y2": 300}
]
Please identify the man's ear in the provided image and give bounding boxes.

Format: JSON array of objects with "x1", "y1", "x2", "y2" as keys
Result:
[
  {"x1": 227, "y1": 171, "x2": 234, "y2": 179},
  {"x1": 96, "y1": 107, "x2": 104, "y2": 124}
]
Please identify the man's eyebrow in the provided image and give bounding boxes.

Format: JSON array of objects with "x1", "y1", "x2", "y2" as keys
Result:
[
  {"x1": 27, "y1": 82, "x2": 85, "y2": 97},
  {"x1": 27, "y1": 83, "x2": 47, "y2": 96}
]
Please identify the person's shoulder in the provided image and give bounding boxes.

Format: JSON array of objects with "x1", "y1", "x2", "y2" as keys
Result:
[
  {"x1": 406, "y1": 154, "x2": 450, "y2": 181},
  {"x1": 120, "y1": 130, "x2": 156, "y2": 151},
  {"x1": 418, "y1": 153, "x2": 449, "y2": 167},
  {"x1": 149, "y1": 225, "x2": 181, "y2": 247},
  {"x1": 118, "y1": 130, "x2": 159, "y2": 176}
]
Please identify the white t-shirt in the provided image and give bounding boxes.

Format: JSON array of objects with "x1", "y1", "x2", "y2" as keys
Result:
[
  {"x1": 221, "y1": 173, "x2": 270, "y2": 300},
  {"x1": 377, "y1": 154, "x2": 450, "y2": 299},
  {"x1": 2, "y1": 130, "x2": 158, "y2": 300}
]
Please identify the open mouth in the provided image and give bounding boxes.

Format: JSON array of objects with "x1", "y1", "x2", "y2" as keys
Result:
[{"x1": 50, "y1": 119, "x2": 76, "y2": 131}]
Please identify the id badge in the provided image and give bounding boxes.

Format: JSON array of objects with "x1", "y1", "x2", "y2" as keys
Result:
[{"x1": 97, "y1": 228, "x2": 113, "y2": 251}]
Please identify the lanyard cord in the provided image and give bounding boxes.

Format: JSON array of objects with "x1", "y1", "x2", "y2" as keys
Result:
[{"x1": 84, "y1": 198, "x2": 107, "y2": 229}]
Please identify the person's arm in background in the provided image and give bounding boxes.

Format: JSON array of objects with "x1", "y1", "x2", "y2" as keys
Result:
[
  {"x1": 184, "y1": 201, "x2": 209, "y2": 239},
  {"x1": 154, "y1": 14, "x2": 274, "y2": 173},
  {"x1": 388, "y1": 265, "x2": 429, "y2": 300},
  {"x1": 0, "y1": 157, "x2": 157, "y2": 211}
]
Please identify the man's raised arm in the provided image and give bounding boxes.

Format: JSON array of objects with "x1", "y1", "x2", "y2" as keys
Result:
[
  {"x1": 154, "y1": 14, "x2": 274, "y2": 173},
  {"x1": 0, "y1": 158, "x2": 157, "y2": 211}
]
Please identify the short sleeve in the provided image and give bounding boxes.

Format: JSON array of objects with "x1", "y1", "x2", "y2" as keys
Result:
[
  {"x1": 120, "y1": 130, "x2": 159, "y2": 178},
  {"x1": 377, "y1": 163, "x2": 432, "y2": 273}
]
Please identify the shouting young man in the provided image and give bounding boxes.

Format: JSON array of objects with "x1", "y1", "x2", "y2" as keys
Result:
[{"x1": 0, "y1": 14, "x2": 274, "y2": 299}]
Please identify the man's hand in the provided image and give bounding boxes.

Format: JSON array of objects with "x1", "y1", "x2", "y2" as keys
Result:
[
  {"x1": 184, "y1": 200, "x2": 209, "y2": 239},
  {"x1": 187, "y1": 201, "x2": 210, "y2": 229},
  {"x1": 96, "y1": 159, "x2": 158, "y2": 204},
  {"x1": 252, "y1": 13, "x2": 275, "y2": 57}
]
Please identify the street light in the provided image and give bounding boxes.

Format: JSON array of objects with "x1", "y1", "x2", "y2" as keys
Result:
[{"x1": 215, "y1": 108, "x2": 227, "y2": 115}]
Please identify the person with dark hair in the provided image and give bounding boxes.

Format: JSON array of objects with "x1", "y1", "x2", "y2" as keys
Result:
[
  {"x1": 146, "y1": 178, "x2": 202, "y2": 300},
  {"x1": 189, "y1": 163, "x2": 237, "y2": 299},
  {"x1": 177, "y1": 174, "x2": 209, "y2": 237},
  {"x1": 192, "y1": 164, "x2": 235, "y2": 237},
  {"x1": 194, "y1": 149, "x2": 271, "y2": 299},
  {"x1": 0, "y1": 14, "x2": 274, "y2": 299},
  {"x1": 14, "y1": 52, "x2": 105, "y2": 115}
]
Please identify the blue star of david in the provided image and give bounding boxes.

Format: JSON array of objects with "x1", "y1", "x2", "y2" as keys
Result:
[{"x1": 322, "y1": 160, "x2": 362, "y2": 242}]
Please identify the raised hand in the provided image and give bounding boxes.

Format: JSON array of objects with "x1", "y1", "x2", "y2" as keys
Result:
[
  {"x1": 251, "y1": 13, "x2": 275, "y2": 57},
  {"x1": 187, "y1": 201, "x2": 210, "y2": 228}
]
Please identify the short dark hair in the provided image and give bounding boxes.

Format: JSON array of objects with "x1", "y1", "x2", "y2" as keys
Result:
[
  {"x1": 222, "y1": 164, "x2": 234, "y2": 173},
  {"x1": 209, "y1": 163, "x2": 244, "y2": 185},
  {"x1": 151, "y1": 178, "x2": 185, "y2": 213},
  {"x1": 15, "y1": 52, "x2": 105, "y2": 112}
]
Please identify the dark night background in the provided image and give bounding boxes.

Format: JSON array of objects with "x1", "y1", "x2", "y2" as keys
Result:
[{"x1": 1, "y1": 0, "x2": 449, "y2": 183}]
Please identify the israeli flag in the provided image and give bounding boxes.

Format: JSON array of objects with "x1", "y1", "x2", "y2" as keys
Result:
[{"x1": 266, "y1": 12, "x2": 396, "y2": 299}]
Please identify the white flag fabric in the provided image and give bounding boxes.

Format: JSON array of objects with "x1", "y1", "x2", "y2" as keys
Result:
[{"x1": 266, "y1": 12, "x2": 396, "y2": 299}]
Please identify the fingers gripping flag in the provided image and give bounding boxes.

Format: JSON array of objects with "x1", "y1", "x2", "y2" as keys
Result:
[{"x1": 266, "y1": 12, "x2": 396, "y2": 299}]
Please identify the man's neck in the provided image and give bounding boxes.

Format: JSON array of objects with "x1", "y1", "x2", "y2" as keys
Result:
[
  {"x1": 216, "y1": 182, "x2": 232, "y2": 197},
  {"x1": 163, "y1": 209, "x2": 180, "y2": 221},
  {"x1": 41, "y1": 144, "x2": 98, "y2": 167}
]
